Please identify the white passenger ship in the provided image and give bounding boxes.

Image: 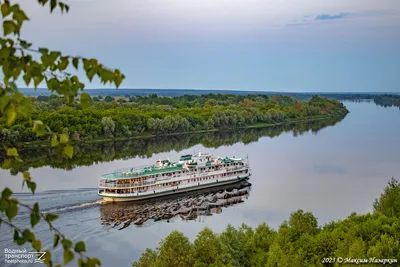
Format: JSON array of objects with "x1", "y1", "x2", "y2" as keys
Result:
[{"x1": 98, "y1": 152, "x2": 251, "y2": 202}]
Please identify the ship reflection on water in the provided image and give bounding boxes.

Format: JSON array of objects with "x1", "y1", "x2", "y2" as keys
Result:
[{"x1": 99, "y1": 181, "x2": 251, "y2": 230}]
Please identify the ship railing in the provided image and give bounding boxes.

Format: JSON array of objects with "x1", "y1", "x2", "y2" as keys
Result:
[
  {"x1": 99, "y1": 181, "x2": 156, "y2": 188},
  {"x1": 99, "y1": 172, "x2": 251, "y2": 197},
  {"x1": 112, "y1": 164, "x2": 161, "y2": 174}
]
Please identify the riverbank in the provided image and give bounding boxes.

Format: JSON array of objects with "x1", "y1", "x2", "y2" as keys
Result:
[
  {"x1": 8, "y1": 114, "x2": 347, "y2": 149},
  {"x1": 0, "y1": 118, "x2": 344, "y2": 170}
]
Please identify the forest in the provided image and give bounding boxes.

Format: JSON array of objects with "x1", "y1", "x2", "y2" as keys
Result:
[
  {"x1": 0, "y1": 94, "x2": 348, "y2": 146},
  {"x1": 132, "y1": 178, "x2": 400, "y2": 267}
]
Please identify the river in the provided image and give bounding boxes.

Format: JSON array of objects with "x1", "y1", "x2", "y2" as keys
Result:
[{"x1": 1, "y1": 101, "x2": 399, "y2": 266}]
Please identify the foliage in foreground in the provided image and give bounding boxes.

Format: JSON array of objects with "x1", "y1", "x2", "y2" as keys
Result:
[
  {"x1": 1, "y1": 0, "x2": 124, "y2": 266},
  {"x1": 133, "y1": 178, "x2": 400, "y2": 267}
]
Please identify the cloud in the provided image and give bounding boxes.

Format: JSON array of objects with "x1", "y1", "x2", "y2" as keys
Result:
[{"x1": 315, "y1": 13, "x2": 349, "y2": 20}]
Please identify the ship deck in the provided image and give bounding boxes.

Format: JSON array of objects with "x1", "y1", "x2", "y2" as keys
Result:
[{"x1": 101, "y1": 165, "x2": 182, "y2": 179}]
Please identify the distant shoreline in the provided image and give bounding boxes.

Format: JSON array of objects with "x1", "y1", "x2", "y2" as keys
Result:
[{"x1": 19, "y1": 88, "x2": 400, "y2": 98}]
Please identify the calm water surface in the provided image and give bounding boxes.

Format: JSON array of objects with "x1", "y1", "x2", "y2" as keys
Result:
[{"x1": 1, "y1": 102, "x2": 399, "y2": 266}]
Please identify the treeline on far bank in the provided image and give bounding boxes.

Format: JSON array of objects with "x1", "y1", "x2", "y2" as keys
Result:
[
  {"x1": 373, "y1": 94, "x2": 400, "y2": 109},
  {"x1": 0, "y1": 94, "x2": 348, "y2": 146},
  {"x1": 132, "y1": 178, "x2": 400, "y2": 267}
]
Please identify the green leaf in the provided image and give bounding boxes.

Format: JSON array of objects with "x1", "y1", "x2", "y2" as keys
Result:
[
  {"x1": 72, "y1": 57, "x2": 79, "y2": 69},
  {"x1": 23, "y1": 73, "x2": 32, "y2": 86},
  {"x1": 87, "y1": 257, "x2": 101, "y2": 266},
  {"x1": 49, "y1": 51, "x2": 61, "y2": 63},
  {"x1": 80, "y1": 92, "x2": 92, "y2": 109},
  {"x1": 38, "y1": 47, "x2": 49, "y2": 54},
  {"x1": 27, "y1": 181, "x2": 37, "y2": 194},
  {"x1": 16, "y1": 98, "x2": 31, "y2": 118},
  {"x1": 0, "y1": 198, "x2": 9, "y2": 212},
  {"x1": 2, "y1": 158, "x2": 13, "y2": 169},
  {"x1": 63, "y1": 249, "x2": 74, "y2": 264},
  {"x1": 61, "y1": 239, "x2": 73, "y2": 250},
  {"x1": 32, "y1": 239, "x2": 42, "y2": 251},
  {"x1": 50, "y1": 0, "x2": 57, "y2": 12},
  {"x1": 59, "y1": 2, "x2": 65, "y2": 13},
  {"x1": 30, "y1": 203, "x2": 40, "y2": 227},
  {"x1": 6, "y1": 202, "x2": 18, "y2": 221},
  {"x1": 22, "y1": 229, "x2": 36, "y2": 242},
  {"x1": 23, "y1": 171, "x2": 30, "y2": 180},
  {"x1": 1, "y1": 2, "x2": 11, "y2": 17},
  {"x1": 63, "y1": 145, "x2": 74, "y2": 158},
  {"x1": 43, "y1": 250, "x2": 52, "y2": 265},
  {"x1": 6, "y1": 148, "x2": 19, "y2": 157},
  {"x1": 53, "y1": 234, "x2": 60, "y2": 248},
  {"x1": 33, "y1": 75, "x2": 44, "y2": 88},
  {"x1": 10, "y1": 81, "x2": 18, "y2": 91},
  {"x1": 0, "y1": 94, "x2": 10, "y2": 112},
  {"x1": 46, "y1": 78, "x2": 59, "y2": 90},
  {"x1": 14, "y1": 229, "x2": 25, "y2": 245},
  {"x1": 2, "y1": 188, "x2": 13, "y2": 198},
  {"x1": 51, "y1": 134, "x2": 59, "y2": 147},
  {"x1": 19, "y1": 39, "x2": 32, "y2": 49},
  {"x1": 32, "y1": 120, "x2": 46, "y2": 136},
  {"x1": 6, "y1": 103, "x2": 17, "y2": 126},
  {"x1": 58, "y1": 56, "x2": 69, "y2": 71},
  {"x1": 13, "y1": 8, "x2": 29, "y2": 24},
  {"x1": 3, "y1": 20, "x2": 16, "y2": 36},
  {"x1": 59, "y1": 133, "x2": 68, "y2": 144},
  {"x1": 32, "y1": 201, "x2": 40, "y2": 213},
  {"x1": 87, "y1": 68, "x2": 96, "y2": 81},
  {"x1": 114, "y1": 74, "x2": 123, "y2": 88},
  {"x1": 74, "y1": 241, "x2": 86, "y2": 253},
  {"x1": 41, "y1": 54, "x2": 51, "y2": 66},
  {"x1": 45, "y1": 213, "x2": 58, "y2": 222}
]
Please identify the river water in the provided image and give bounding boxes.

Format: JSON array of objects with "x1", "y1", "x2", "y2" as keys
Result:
[{"x1": 1, "y1": 102, "x2": 399, "y2": 266}]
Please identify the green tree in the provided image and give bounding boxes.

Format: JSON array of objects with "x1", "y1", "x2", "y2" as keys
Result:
[
  {"x1": 153, "y1": 231, "x2": 194, "y2": 267},
  {"x1": 101, "y1": 117, "x2": 115, "y2": 138},
  {"x1": 193, "y1": 227, "x2": 224, "y2": 266},
  {"x1": 132, "y1": 248, "x2": 157, "y2": 267},
  {"x1": 37, "y1": 95, "x2": 49, "y2": 102},
  {"x1": 104, "y1": 95, "x2": 114, "y2": 102},
  {"x1": 287, "y1": 209, "x2": 319, "y2": 241},
  {"x1": 133, "y1": 180, "x2": 399, "y2": 267},
  {"x1": 373, "y1": 177, "x2": 400, "y2": 217}
]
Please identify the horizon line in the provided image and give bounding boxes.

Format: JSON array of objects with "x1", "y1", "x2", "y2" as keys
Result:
[{"x1": 20, "y1": 88, "x2": 400, "y2": 94}]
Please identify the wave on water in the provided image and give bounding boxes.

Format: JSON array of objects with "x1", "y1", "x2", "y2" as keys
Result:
[
  {"x1": 43, "y1": 199, "x2": 106, "y2": 214},
  {"x1": 13, "y1": 189, "x2": 106, "y2": 218}
]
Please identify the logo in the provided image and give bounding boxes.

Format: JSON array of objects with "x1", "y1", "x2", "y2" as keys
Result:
[
  {"x1": 28, "y1": 252, "x2": 46, "y2": 264},
  {"x1": 4, "y1": 248, "x2": 46, "y2": 264}
]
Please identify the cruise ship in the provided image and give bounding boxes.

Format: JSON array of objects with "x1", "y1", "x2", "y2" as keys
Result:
[{"x1": 98, "y1": 152, "x2": 251, "y2": 202}]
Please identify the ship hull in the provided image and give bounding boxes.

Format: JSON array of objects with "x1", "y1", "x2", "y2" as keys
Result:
[{"x1": 99, "y1": 174, "x2": 250, "y2": 202}]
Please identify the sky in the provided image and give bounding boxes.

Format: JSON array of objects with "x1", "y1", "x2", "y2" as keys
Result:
[{"x1": 18, "y1": 0, "x2": 400, "y2": 92}]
